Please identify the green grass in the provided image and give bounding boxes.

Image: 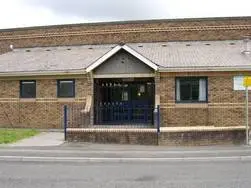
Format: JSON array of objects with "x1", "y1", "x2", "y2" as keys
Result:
[{"x1": 0, "y1": 129, "x2": 39, "y2": 144}]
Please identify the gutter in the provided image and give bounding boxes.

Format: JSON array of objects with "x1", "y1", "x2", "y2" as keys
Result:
[
  {"x1": 158, "y1": 66, "x2": 251, "y2": 72},
  {"x1": 0, "y1": 70, "x2": 87, "y2": 77},
  {"x1": 1, "y1": 66, "x2": 251, "y2": 77}
]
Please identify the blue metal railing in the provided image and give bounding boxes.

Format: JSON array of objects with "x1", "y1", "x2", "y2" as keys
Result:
[
  {"x1": 157, "y1": 105, "x2": 160, "y2": 134},
  {"x1": 94, "y1": 104, "x2": 154, "y2": 125},
  {"x1": 63, "y1": 105, "x2": 67, "y2": 141},
  {"x1": 63, "y1": 104, "x2": 161, "y2": 141}
]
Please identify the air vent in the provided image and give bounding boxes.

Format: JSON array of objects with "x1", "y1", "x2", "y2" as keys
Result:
[
  {"x1": 205, "y1": 43, "x2": 211, "y2": 46},
  {"x1": 10, "y1": 45, "x2": 14, "y2": 50},
  {"x1": 162, "y1": 44, "x2": 167, "y2": 47},
  {"x1": 242, "y1": 36, "x2": 250, "y2": 54},
  {"x1": 88, "y1": 47, "x2": 93, "y2": 49},
  {"x1": 46, "y1": 49, "x2": 51, "y2": 51},
  {"x1": 186, "y1": 44, "x2": 191, "y2": 46},
  {"x1": 67, "y1": 48, "x2": 71, "y2": 50},
  {"x1": 138, "y1": 45, "x2": 143, "y2": 48},
  {"x1": 26, "y1": 49, "x2": 31, "y2": 52}
]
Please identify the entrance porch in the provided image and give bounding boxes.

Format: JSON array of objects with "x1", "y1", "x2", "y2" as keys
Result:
[{"x1": 94, "y1": 78, "x2": 155, "y2": 125}]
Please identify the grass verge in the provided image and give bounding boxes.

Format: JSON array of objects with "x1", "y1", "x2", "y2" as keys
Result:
[{"x1": 0, "y1": 129, "x2": 39, "y2": 144}]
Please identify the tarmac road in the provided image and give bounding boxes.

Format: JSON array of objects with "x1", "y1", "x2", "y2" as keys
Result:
[
  {"x1": 0, "y1": 159, "x2": 251, "y2": 188},
  {"x1": 1, "y1": 144, "x2": 251, "y2": 187}
]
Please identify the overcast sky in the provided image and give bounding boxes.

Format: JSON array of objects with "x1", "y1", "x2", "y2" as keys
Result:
[{"x1": 0, "y1": 0, "x2": 250, "y2": 29}]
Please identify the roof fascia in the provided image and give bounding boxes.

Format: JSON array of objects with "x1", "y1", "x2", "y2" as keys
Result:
[{"x1": 86, "y1": 45, "x2": 122, "y2": 72}]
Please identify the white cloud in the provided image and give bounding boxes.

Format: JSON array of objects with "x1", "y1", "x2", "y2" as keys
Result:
[
  {"x1": 24, "y1": 0, "x2": 170, "y2": 20},
  {"x1": 165, "y1": 0, "x2": 251, "y2": 18},
  {"x1": 0, "y1": 0, "x2": 89, "y2": 29},
  {"x1": 0, "y1": 0, "x2": 250, "y2": 29}
]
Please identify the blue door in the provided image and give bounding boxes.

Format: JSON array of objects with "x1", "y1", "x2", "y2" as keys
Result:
[{"x1": 94, "y1": 78, "x2": 154, "y2": 125}]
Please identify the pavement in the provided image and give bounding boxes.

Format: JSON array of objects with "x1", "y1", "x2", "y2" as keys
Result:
[
  {"x1": 8, "y1": 132, "x2": 65, "y2": 147},
  {"x1": 1, "y1": 142, "x2": 251, "y2": 162}
]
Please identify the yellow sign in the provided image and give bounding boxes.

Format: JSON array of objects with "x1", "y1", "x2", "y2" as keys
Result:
[{"x1": 243, "y1": 76, "x2": 251, "y2": 87}]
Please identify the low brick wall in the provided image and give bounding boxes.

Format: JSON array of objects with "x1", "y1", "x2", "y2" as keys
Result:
[
  {"x1": 67, "y1": 129, "x2": 158, "y2": 145},
  {"x1": 67, "y1": 128, "x2": 246, "y2": 146},
  {"x1": 159, "y1": 129, "x2": 245, "y2": 146}
]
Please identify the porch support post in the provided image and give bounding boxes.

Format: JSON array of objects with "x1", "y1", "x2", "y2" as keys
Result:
[{"x1": 89, "y1": 71, "x2": 94, "y2": 126}]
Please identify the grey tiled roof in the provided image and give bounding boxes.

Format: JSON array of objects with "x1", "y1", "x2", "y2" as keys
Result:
[
  {"x1": 128, "y1": 40, "x2": 251, "y2": 70},
  {"x1": 0, "y1": 40, "x2": 250, "y2": 74},
  {"x1": 0, "y1": 44, "x2": 115, "y2": 73}
]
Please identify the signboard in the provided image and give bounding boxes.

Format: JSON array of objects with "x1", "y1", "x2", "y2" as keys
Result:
[
  {"x1": 243, "y1": 76, "x2": 251, "y2": 87},
  {"x1": 233, "y1": 76, "x2": 251, "y2": 90}
]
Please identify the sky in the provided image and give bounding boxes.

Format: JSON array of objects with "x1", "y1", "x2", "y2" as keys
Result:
[{"x1": 0, "y1": 0, "x2": 250, "y2": 29}]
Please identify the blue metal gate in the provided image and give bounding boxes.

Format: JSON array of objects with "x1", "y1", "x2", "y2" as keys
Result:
[{"x1": 94, "y1": 78, "x2": 155, "y2": 125}]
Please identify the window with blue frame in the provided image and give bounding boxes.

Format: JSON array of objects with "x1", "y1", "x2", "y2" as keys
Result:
[
  {"x1": 57, "y1": 79, "x2": 75, "y2": 98},
  {"x1": 176, "y1": 77, "x2": 207, "y2": 103},
  {"x1": 20, "y1": 80, "x2": 36, "y2": 98}
]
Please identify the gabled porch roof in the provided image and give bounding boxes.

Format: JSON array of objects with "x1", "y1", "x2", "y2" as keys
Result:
[{"x1": 85, "y1": 44, "x2": 158, "y2": 72}]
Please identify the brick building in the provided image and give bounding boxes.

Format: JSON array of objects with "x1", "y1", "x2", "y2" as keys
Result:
[{"x1": 0, "y1": 17, "x2": 250, "y2": 145}]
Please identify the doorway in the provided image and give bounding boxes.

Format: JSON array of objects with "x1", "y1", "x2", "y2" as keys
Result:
[{"x1": 94, "y1": 78, "x2": 155, "y2": 125}]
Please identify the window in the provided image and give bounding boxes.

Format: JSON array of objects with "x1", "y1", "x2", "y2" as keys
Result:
[
  {"x1": 20, "y1": 80, "x2": 36, "y2": 98},
  {"x1": 57, "y1": 79, "x2": 75, "y2": 98},
  {"x1": 176, "y1": 77, "x2": 207, "y2": 103}
]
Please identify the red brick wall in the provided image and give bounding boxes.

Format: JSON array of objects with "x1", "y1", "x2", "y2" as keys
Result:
[
  {"x1": 66, "y1": 129, "x2": 245, "y2": 146},
  {"x1": 158, "y1": 130, "x2": 245, "y2": 146},
  {"x1": 0, "y1": 75, "x2": 92, "y2": 128},
  {"x1": 159, "y1": 72, "x2": 250, "y2": 127},
  {"x1": 67, "y1": 130, "x2": 158, "y2": 145},
  {"x1": 0, "y1": 17, "x2": 250, "y2": 54}
]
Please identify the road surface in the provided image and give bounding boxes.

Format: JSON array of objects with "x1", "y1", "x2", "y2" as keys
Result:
[{"x1": 0, "y1": 145, "x2": 251, "y2": 187}]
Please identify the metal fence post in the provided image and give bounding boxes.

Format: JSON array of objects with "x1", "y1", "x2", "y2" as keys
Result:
[
  {"x1": 245, "y1": 86, "x2": 249, "y2": 145},
  {"x1": 64, "y1": 105, "x2": 68, "y2": 141},
  {"x1": 157, "y1": 105, "x2": 160, "y2": 134}
]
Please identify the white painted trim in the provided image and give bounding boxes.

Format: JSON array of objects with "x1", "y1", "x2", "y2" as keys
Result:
[
  {"x1": 67, "y1": 128, "x2": 156, "y2": 132},
  {"x1": 86, "y1": 45, "x2": 122, "y2": 72},
  {"x1": 93, "y1": 73, "x2": 155, "y2": 78},
  {"x1": 86, "y1": 44, "x2": 158, "y2": 72},
  {"x1": 122, "y1": 45, "x2": 158, "y2": 70},
  {"x1": 160, "y1": 126, "x2": 245, "y2": 132}
]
